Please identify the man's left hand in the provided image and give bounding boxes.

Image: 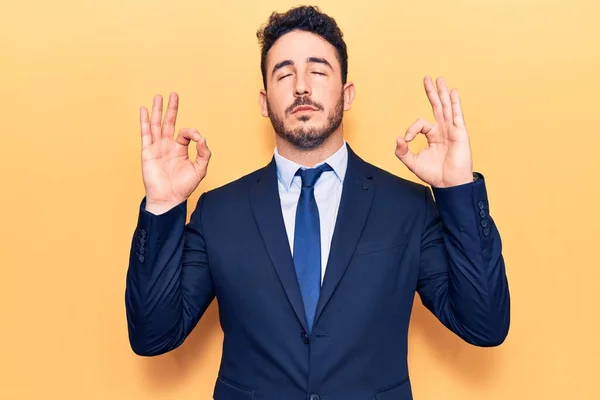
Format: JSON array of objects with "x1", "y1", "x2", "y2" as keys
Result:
[{"x1": 395, "y1": 76, "x2": 474, "y2": 188}]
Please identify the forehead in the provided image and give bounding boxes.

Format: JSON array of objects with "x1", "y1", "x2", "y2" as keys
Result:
[{"x1": 267, "y1": 30, "x2": 338, "y2": 68}]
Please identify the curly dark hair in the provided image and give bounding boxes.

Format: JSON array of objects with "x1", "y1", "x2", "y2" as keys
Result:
[{"x1": 256, "y1": 5, "x2": 348, "y2": 89}]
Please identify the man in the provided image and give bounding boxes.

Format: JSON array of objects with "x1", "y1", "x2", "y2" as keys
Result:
[{"x1": 125, "y1": 5, "x2": 510, "y2": 400}]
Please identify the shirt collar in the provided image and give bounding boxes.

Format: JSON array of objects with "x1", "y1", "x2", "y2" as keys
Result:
[{"x1": 274, "y1": 141, "x2": 348, "y2": 191}]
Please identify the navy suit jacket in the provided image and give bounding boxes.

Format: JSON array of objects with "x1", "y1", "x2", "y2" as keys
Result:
[{"x1": 125, "y1": 145, "x2": 510, "y2": 400}]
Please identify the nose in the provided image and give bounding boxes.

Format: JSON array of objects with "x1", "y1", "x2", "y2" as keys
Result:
[{"x1": 294, "y1": 73, "x2": 311, "y2": 97}]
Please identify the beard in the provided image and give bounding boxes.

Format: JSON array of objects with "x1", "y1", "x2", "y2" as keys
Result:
[{"x1": 267, "y1": 92, "x2": 344, "y2": 150}]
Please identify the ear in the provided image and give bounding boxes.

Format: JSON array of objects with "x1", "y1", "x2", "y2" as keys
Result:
[
  {"x1": 258, "y1": 89, "x2": 269, "y2": 117},
  {"x1": 342, "y1": 82, "x2": 356, "y2": 111}
]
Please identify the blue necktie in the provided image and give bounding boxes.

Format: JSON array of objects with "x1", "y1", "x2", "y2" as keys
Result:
[{"x1": 293, "y1": 163, "x2": 333, "y2": 333}]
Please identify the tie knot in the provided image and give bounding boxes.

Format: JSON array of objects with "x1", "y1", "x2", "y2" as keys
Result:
[{"x1": 296, "y1": 163, "x2": 333, "y2": 188}]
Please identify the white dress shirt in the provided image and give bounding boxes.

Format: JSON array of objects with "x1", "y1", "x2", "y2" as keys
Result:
[{"x1": 274, "y1": 141, "x2": 348, "y2": 285}]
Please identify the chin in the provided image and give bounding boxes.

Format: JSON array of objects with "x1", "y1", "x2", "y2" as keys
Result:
[
  {"x1": 287, "y1": 123, "x2": 327, "y2": 136},
  {"x1": 287, "y1": 127, "x2": 334, "y2": 150},
  {"x1": 292, "y1": 114, "x2": 322, "y2": 126}
]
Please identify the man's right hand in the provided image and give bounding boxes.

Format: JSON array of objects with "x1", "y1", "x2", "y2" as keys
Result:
[{"x1": 140, "y1": 93, "x2": 211, "y2": 215}]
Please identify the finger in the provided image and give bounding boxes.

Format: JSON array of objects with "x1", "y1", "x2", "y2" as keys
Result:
[
  {"x1": 193, "y1": 137, "x2": 211, "y2": 175},
  {"x1": 395, "y1": 136, "x2": 417, "y2": 172},
  {"x1": 162, "y1": 92, "x2": 179, "y2": 138},
  {"x1": 140, "y1": 106, "x2": 152, "y2": 148},
  {"x1": 404, "y1": 118, "x2": 437, "y2": 142},
  {"x1": 424, "y1": 76, "x2": 443, "y2": 123},
  {"x1": 150, "y1": 94, "x2": 163, "y2": 142},
  {"x1": 175, "y1": 128, "x2": 201, "y2": 147},
  {"x1": 450, "y1": 88, "x2": 465, "y2": 128},
  {"x1": 436, "y1": 77, "x2": 453, "y2": 122}
]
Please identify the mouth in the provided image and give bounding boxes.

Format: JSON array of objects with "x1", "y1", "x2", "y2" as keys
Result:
[{"x1": 292, "y1": 106, "x2": 318, "y2": 114}]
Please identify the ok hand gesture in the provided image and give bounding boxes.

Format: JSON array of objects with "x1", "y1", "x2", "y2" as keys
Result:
[
  {"x1": 395, "y1": 76, "x2": 474, "y2": 188},
  {"x1": 140, "y1": 93, "x2": 211, "y2": 214}
]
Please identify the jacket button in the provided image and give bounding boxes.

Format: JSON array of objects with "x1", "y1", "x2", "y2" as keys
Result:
[
  {"x1": 301, "y1": 332, "x2": 310, "y2": 344},
  {"x1": 478, "y1": 201, "x2": 485, "y2": 210},
  {"x1": 483, "y1": 227, "x2": 490, "y2": 236},
  {"x1": 140, "y1": 228, "x2": 147, "y2": 237},
  {"x1": 138, "y1": 254, "x2": 145, "y2": 262},
  {"x1": 481, "y1": 219, "x2": 488, "y2": 227},
  {"x1": 479, "y1": 209, "x2": 486, "y2": 218},
  {"x1": 309, "y1": 395, "x2": 320, "y2": 400}
]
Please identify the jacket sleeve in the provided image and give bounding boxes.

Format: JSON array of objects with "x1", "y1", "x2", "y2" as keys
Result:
[
  {"x1": 416, "y1": 173, "x2": 510, "y2": 346},
  {"x1": 125, "y1": 193, "x2": 215, "y2": 356}
]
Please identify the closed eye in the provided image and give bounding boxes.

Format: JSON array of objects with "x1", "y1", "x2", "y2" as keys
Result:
[{"x1": 278, "y1": 74, "x2": 292, "y2": 81}]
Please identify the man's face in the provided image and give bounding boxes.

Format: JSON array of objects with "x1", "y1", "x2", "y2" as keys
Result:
[{"x1": 259, "y1": 30, "x2": 354, "y2": 150}]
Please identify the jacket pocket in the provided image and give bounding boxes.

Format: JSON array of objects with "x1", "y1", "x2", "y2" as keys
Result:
[
  {"x1": 213, "y1": 376, "x2": 255, "y2": 400},
  {"x1": 354, "y1": 238, "x2": 408, "y2": 256},
  {"x1": 374, "y1": 377, "x2": 412, "y2": 399}
]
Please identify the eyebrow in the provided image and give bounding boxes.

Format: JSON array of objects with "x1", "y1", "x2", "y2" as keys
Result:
[{"x1": 271, "y1": 57, "x2": 334, "y2": 77}]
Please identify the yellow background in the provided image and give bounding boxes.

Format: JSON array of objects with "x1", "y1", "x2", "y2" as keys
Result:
[{"x1": 1, "y1": 0, "x2": 599, "y2": 398}]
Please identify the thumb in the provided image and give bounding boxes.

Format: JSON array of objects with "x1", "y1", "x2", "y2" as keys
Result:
[
  {"x1": 193, "y1": 136, "x2": 211, "y2": 173},
  {"x1": 395, "y1": 136, "x2": 416, "y2": 171}
]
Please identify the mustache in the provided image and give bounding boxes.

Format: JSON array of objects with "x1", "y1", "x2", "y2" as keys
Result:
[{"x1": 285, "y1": 97, "x2": 324, "y2": 115}]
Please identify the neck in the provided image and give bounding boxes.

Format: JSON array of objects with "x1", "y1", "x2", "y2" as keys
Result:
[{"x1": 276, "y1": 130, "x2": 344, "y2": 168}]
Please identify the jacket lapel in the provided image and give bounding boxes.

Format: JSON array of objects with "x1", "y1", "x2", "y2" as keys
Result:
[
  {"x1": 313, "y1": 146, "x2": 375, "y2": 328},
  {"x1": 249, "y1": 158, "x2": 310, "y2": 333}
]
